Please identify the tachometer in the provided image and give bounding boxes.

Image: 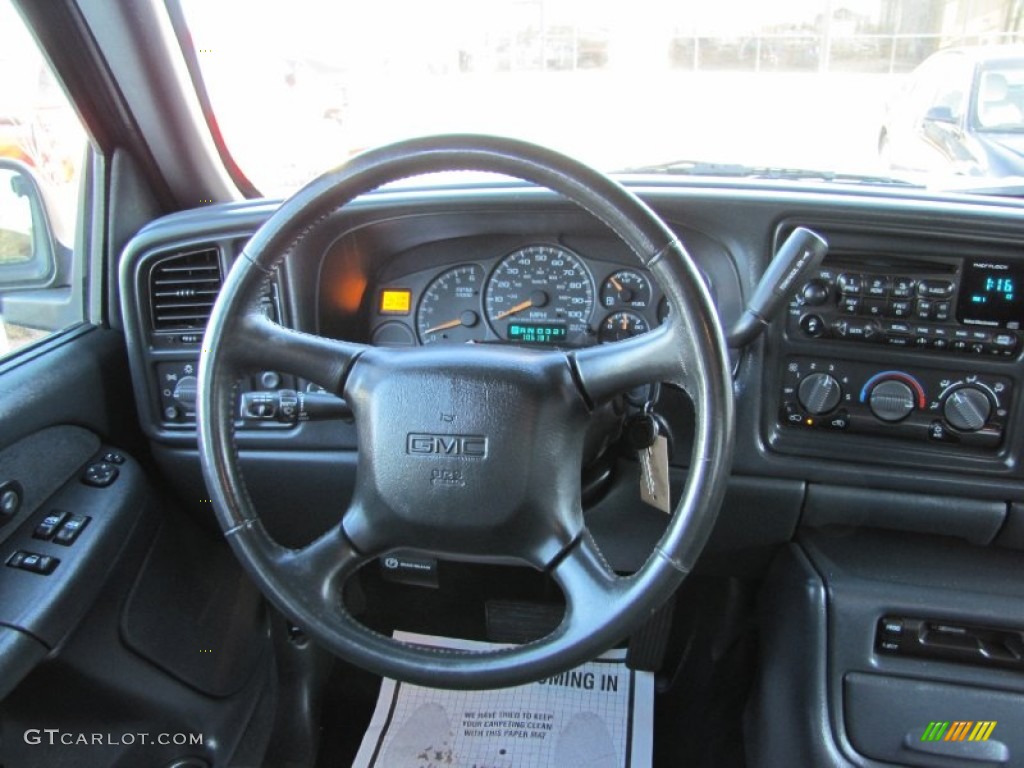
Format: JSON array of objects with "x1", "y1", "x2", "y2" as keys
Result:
[
  {"x1": 485, "y1": 245, "x2": 595, "y2": 345},
  {"x1": 416, "y1": 264, "x2": 485, "y2": 344}
]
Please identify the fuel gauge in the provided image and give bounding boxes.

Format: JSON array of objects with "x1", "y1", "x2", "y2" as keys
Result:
[
  {"x1": 600, "y1": 270, "x2": 651, "y2": 310},
  {"x1": 599, "y1": 311, "x2": 650, "y2": 342}
]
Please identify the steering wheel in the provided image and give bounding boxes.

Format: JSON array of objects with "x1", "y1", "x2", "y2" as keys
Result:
[{"x1": 197, "y1": 135, "x2": 734, "y2": 689}]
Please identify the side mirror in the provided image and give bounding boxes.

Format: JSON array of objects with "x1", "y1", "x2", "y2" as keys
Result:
[
  {"x1": 0, "y1": 158, "x2": 61, "y2": 289},
  {"x1": 924, "y1": 105, "x2": 957, "y2": 124}
]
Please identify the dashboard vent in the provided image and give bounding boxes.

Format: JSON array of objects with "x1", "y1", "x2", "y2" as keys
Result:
[{"x1": 149, "y1": 247, "x2": 223, "y2": 332}]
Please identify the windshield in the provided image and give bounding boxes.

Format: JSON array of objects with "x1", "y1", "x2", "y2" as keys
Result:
[{"x1": 178, "y1": 0, "x2": 1024, "y2": 197}]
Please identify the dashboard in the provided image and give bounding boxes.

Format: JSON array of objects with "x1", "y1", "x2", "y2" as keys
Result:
[{"x1": 118, "y1": 181, "x2": 1024, "y2": 520}]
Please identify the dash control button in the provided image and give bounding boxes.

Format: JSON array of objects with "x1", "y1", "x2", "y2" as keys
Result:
[
  {"x1": 82, "y1": 462, "x2": 119, "y2": 488},
  {"x1": 101, "y1": 451, "x2": 125, "y2": 465}
]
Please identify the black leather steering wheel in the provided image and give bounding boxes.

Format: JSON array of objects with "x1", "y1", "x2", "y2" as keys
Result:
[{"x1": 197, "y1": 135, "x2": 734, "y2": 689}]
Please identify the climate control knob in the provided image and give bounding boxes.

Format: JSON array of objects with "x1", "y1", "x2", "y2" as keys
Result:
[
  {"x1": 869, "y1": 379, "x2": 914, "y2": 422},
  {"x1": 798, "y1": 373, "x2": 842, "y2": 415},
  {"x1": 172, "y1": 375, "x2": 198, "y2": 410},
  {"x1": 943, "y1": 387, "x2": 991, "y2": 432}
]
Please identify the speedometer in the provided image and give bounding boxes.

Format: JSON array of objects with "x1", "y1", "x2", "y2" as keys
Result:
[{"x1": 484, "y1": 245, "x2": 595, "y2": 345}]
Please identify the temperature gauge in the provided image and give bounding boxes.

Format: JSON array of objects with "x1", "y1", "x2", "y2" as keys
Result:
[
  {"x1": 600, "y1": 270, "x2": 651, "y2": 310},
  {"x1": 599, "y1": 311, "x2": 650, "y2": 342}
]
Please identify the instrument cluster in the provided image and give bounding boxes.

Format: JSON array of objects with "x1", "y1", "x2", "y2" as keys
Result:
[{"x1": 368, "y1": 242, "x2": 676, "y2": 348}]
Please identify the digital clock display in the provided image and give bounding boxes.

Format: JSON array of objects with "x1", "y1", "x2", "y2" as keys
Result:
[
  {"x1": 958, "y1": 259, "x2": 1024, "y2": 328},
  {"x1": 507, "y1": 322, "x2": 568, "y2": 344}
]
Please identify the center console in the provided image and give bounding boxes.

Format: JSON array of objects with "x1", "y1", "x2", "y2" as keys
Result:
[{"x1": 766, "y1": 222, "x2": 1024, "y2": 473}]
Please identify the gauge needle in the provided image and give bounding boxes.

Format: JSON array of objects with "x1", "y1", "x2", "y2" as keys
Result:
[
  {"x1": 609, "y1": 275, "x2": 624, "y2": 291},
  {"x1": 423, "y1": 317, "x2": 465, "y2": 335},
  {"x1": 494, "y1": 298, "x2": 533, "y2": 321}
]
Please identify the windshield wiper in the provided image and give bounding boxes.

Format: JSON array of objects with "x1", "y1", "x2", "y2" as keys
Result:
[{"x1": 620, "y1": 160, "x2": 919, "y2": 186}]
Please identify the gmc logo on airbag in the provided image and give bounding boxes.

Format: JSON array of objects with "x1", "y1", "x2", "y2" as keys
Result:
[{"x1": 406, "y1": 433, "x2": 488, "y2": 458}]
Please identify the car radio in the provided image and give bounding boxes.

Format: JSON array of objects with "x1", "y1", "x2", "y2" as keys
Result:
[{"x1": 786, "y1": 257, "x2": 1022, "y2": 359}]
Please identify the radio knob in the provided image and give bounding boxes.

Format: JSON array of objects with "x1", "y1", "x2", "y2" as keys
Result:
[
  {"x1": 801, "y1": 280, "x2": 830, "y2": 306},
  {"x1": 798, "y1": 372, "x2": 842, "y2": 415},
  {"x1": 869, "y1": 379, "x2": 915, "y2": 422},
  {"x1": 943, "y1": 387, "x2": 991, "y2": 432}
]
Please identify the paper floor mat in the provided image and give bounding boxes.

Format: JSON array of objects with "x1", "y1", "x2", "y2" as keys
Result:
[{"x1": 352, "y1": 631, "x2": 653, "y2": 768}]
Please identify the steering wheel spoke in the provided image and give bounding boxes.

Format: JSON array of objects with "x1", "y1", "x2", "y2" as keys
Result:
[
  {"x1": 550, "y1": 531, "x2": 625, "y2": 638},
  {"x1": 271, "y1": 524, "x2": 366, "y2": 608},
  {"x1": 570, "y1": 321, "x2": 687, "y2": 405},
  {"x1": 227, "y1": 313, "x2": 364, "y2": 395}
]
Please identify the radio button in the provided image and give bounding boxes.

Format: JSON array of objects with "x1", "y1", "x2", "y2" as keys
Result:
[
  {"x1": 838, "y1": 273, "x2": 863, "y2": 295},
  {"x1": 889, "y1": 299, "x2": 912, "y2": 318},
  {"x1": 932, "y1": 338, "x2": 949, "y2": 350},
  {"x1": 885, "y1": 321, "x2": 912, "y2": 335},
  {"x1": 915, "y1": 299, "x2": 933, "y2": 319},
  {"x1": 917, "y1": 279, "x2": 954, "y2": 299},
  {"x1": 863, "y1": 299, "x2": 886, "y2": 318},
  {"x1": 933, "y1": 302, "x2": 951, "y2": 321},
  {"x1": 865, "y1": 276, "x2": 890, "y2": 297},
  {"x1": 970, "y1": 330, "x2": 992, "y2": 342},
  {"x1": 839, "y1": 297, "x2": 861, "y2": 314},
  {"x1": 952, "y1": 340, "x2": 969, "y2": 352},
  {"x1": 891, "y1": 277, "x2": 915, "y2": 298}
]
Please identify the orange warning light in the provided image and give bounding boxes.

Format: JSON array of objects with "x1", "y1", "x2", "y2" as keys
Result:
[{"x1": 380, "y1": 289, "x2": 412, "y2": 315}]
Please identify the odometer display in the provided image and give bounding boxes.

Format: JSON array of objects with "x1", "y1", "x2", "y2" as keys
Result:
[
  {"x1": 485, "y1": 244, "x2": 595, "y2": 345},
  {"x1": 508, "y1": 322, "x2": 568, "y2": 344}
]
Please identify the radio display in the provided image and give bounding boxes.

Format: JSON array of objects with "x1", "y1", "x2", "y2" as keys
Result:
[
  {"x1": 958, "y1": 259, "x2": 1024, "y2": 329},
  {"x1": 507, "y1": 322, "x2": 567, "y2": 344}
]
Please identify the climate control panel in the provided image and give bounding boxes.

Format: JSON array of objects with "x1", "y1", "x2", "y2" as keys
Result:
[{"x1": 780, "y1": 357, "x2": 1012, "y2": 449}]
